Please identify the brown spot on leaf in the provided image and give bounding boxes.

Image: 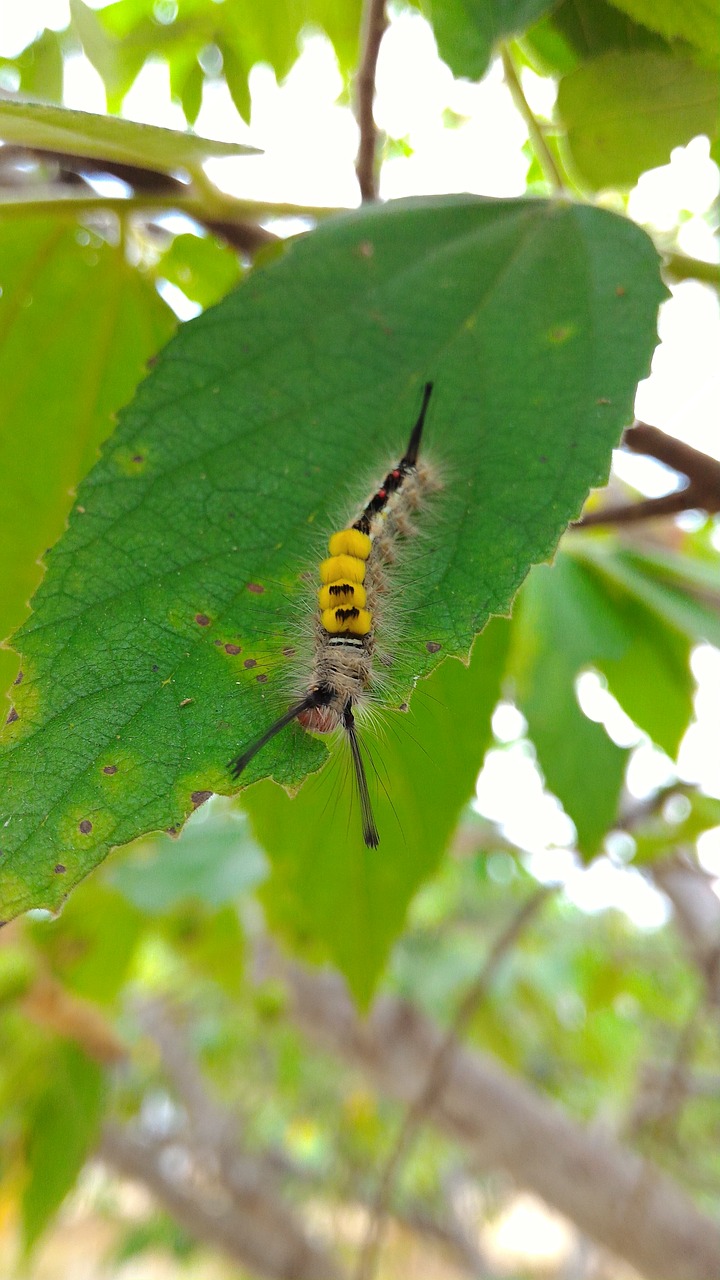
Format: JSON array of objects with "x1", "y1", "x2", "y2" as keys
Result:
[
  {"x1": 426, "y1": 642, "x2": 442, "y2": 654},
  {"x1": 398, "y1": 702, "x2": 409, "y2": 712},
  {"x1": 225, "y1": 643, "x2": 241, "y2": 655},
  {"x1": 256, "y1": 673, "x2": 268, "y2": 683},
  {"x1": 191, "y1": 790, "x2": 212, "y2": 809},
  {"x1": 244, "y1": 658, "x2": 257, "y2": 669},
  {"x1": 616, "y1": 285, "x2": 626, "y2": 296},
  {"x1": 195, "y1": 613, "x2": 211, "y2": 626},
  {"x1": 13, "y1": 670, "x2": 23, "y2": 686},
  {"x1": 132, "y1": 454, "x2": 144, "y2": 464},
  {"x1": 166, "y1": 826, "x2": 179, "y2": 837},
  {"x1": 6, "y1": 707, "x2": 18, "y2": 724},
  {"x1": 54, "y1": 864, "x2": 66, "y2": 875},
  {"x1": 76, "y1": 505, "x2": 86, "y2": 514},
  {"x1": 179, "y1": 697, "x2": 193, "y2": 708},
  {"x1": 246, "y1": 582, "x2": 265, "y2": 594},
  {"x1": 282, "y1": 647, "x2": 296, "y2": 657},
  {"x1": 356, "y1": 240, "x2": 374, "y2": 258},
  {"x1": 152, "y1": 664, "x2": 159, "y2": 672},
  {"x1": 78, "y1": 820, "x2": 92, "y2": 834},
  {"x1": 103, "y1": 765, "x2": 117, "y2": 775}
]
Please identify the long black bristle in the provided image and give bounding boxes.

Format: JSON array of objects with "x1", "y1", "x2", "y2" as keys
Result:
[
  {"x1": 228, "y1": 695, "x2": 316, "y2": 780},
  {"x1": 343, "y1": 703, "x2": 379, "y2": 848},
  {"x1": 402, "y1": 381, "x2": 433, "y2": 468}
]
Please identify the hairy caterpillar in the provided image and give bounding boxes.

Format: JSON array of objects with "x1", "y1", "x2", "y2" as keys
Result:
[{"x1": 229, "y1": 383, "x2": 439, "y2": 847}]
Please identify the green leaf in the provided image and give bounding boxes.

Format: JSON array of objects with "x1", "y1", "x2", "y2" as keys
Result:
[
  {"x1": 69, "y1": 0, "x2": 149, "y2": 110},
  {"x1": 0, "y1": 218, "x2": 176, "y2": 700},
  {"x1": 28, "y1": 882, "x2": 144, "y2": 1003},
  {"x1": 250, "y1": 618, "x2": 511, "y2": 1003},
  {"x1": 0, "y1": 99, "x2": 259, "y2": 176},
  {"x1": 633, "y1": 791, "x2": 720, "y2": 863},
  {"x1": 524, "y1": 0, "x2": 668, "y2": 76},
  {"x1": 576, "y1": 542, "x2": 720, "y2": 648},
  {"x1": 606, "y1": 0, "x2": 720, "y2": 55},
  {"x1": 423, "y1": 0, "x2": 557, "y2": 79},
  {"x1": 557, "y1": 50, "x2": 720, "y2": 190},
  {"x1": 22, "y1": 1042, "x2": 105, "y2": 1252},
  {"x1": 569, "y1": 544, "x2": 695, "y2": 757},
  {"x1": 510, "y1": 555, "x2": 629, "y2": 855},
  {"x1": 12, "y1": 29, "x2": 65, "y2": 102},
  {"x1": 0, "y1": 195, "x2": 665, "y2": 925},
  {"x1": 109, "y1": 804, "x2": 267, "y2": 912},
  {"x1": 155, "y1": 231, "x2": 242, "y2": 308}
]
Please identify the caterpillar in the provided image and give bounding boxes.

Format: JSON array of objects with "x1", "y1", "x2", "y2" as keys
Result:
[{"x1": 229, "y1": 382, "x2": 438, "y2": 848}]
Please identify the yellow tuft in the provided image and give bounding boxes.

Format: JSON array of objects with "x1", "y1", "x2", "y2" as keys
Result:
[
  {"x1": 318, "y1": 581, "x2": 367, "y2": 610},
  {"x1": 320, "y1": 554, "x2": 366, "y2": 584},
  {"x1": 328, "y1": 529, "x2": 372, "y2": 559},
  {"x1": 321, "y1": 606, "x2": 372, "y2": 636}
]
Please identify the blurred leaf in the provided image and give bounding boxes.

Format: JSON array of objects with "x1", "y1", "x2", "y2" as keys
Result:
[
  {"x1": 524, "y1": 0, "x2": 668, "y2": 76},
  {"x1": 28, "y1": 883, "x2": 144, "y2": 1002},
  {"x1": 0, "y1": 219, "x2": 176, "y2": 699},
  {"x1": 607, "y1": 0, "x2": 720, "y2": 55},
  {"x1": 633, "y1": 792, "x2": 720, "y2": 863},
  {"x1": 69, "y1": 0, "x2": 149, "y2": 110},
  {"x1": 9, "y1": 30, "x2": 65, "y2": 102},
  {"x1": 510, "y1": 555, "x2": 629, "y2": 855},
  {"x1": 0, "y1": 99, "x2": 258, "y2": 176},
  {"x1": 557, "y1": 50, "x2": 720, "y2": 189},
  {"x1": 161, "y1": 902, "x2": 245, "y2": 993},
  {"x1": 570, "y1": 546, "x2": 695, "y2": 758},
  {"x1": 155, "y1": 231, "x2": 242, "y2": 307},
  {"x1": 22, "y1": 1042, "x2": 105, "y2": 1253},
  {"x1": 0, "y1": 196, "x2": 664, "y2": 925},
  {"x1": 250, "y1": 618, "x2": 511, "y2": 1002},
  {"x1": 109, "y1": 805, "x2": 267, "y2": 911},
  {"x1": 170, "y1": 49, "x2": 205, "y2": 126},
  {"x1": 423, "y1": 0, "x2": 557, "y2": 79},
  {"x1": 576, "y1": 542, "x2": 720, "y2": 648}
]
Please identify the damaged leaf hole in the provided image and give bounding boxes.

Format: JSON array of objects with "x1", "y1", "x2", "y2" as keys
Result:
[{"x1": 78, "y1": 819, "x2": 92, "y2": 835}]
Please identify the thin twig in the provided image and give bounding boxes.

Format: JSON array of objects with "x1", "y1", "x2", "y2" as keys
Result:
[
  {"x1": 353, "y1": 884, "x2": 554, "y2": 1280},
  {"x1": 355, "y1": 0, "x2": 388, "y2": 201},
  {"x1": 574, "y1": 420, "x2": 720, "y2": 529},
  {"x1": 500, "y1": 46, "x2": 566, "y2": 194},
  {"x1": 663, "y1": 251, "x2": 720, "y2": 288}
]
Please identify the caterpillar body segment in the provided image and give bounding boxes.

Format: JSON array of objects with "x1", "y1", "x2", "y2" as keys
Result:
[{"x1": 229, "y1": 382, "x2": 438, "y2": 848}]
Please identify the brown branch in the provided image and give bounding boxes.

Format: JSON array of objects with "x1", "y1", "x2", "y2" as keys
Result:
[
  {"x1": 354, "y1": 0, "x2": 387, "y2": 202},
  {"x1": 255, "y1": 940, "x2": 720, "y2": 1280},
  {"x1": 99, "y1": 1124, "x2": 344, "y2": 1280},
  {"x1": 574, "y1": 421, "x2": 720, "y2": 529},
  {"x1": 121, "y1": 997, "x2": 345, "y2": 1280},
  {"x1": 353, "y1": 885, "x2": 553, "y2": 1280},
  {"x1": 651, "y1": 853, "x2": 720, "y2": 1004}
]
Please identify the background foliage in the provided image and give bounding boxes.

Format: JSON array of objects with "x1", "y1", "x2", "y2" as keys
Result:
[{"x1": 0, "y1": 0, "x2": 718, "y2": 1276}]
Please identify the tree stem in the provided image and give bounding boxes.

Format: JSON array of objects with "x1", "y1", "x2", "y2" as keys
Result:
[{"x1": 500, "y1": 45, "x2": 566, "y2": 194}]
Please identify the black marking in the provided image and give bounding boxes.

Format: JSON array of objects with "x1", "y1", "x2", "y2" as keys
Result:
[
  {"x1": 327, "y1": 635, "x2": 364, "y2": 649},
  {"x1": 354, "y1": 382, "x2": 433, "y2": 535},
  {"x1": 334, "y1": 607, "x2": 359, "y2": 622},
  {"x1": 329, "y1": 582, "x2": 355, "y2": 597}
]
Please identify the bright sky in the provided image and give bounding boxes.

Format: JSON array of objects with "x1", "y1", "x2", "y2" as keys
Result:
[{"x1": 3, "y1": 0, "x2": 720, "y2": 926}]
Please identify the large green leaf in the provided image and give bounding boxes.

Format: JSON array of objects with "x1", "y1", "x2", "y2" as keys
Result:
[
  {"x1": 509, "y1": 555, "x2": 629, "y2": 855},
  {"x1": 250, "y1": 617, "x2": 511, "y2": 1002},
  {"x1": 421, "y1": 0, "x2": 556, "y2": 79},
  {"x1": 0, "y1": 218, "x2": 176, "y2": 698},
  {"x1": 0, "y1": 196, "x2": 664, "y2": 926},
  {"x1": 557, "y1": 50, "x2": 720, "y2": 190},
  {"x1": 22, "y1": 1043, "x2": 105, "y2": 1252}
]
